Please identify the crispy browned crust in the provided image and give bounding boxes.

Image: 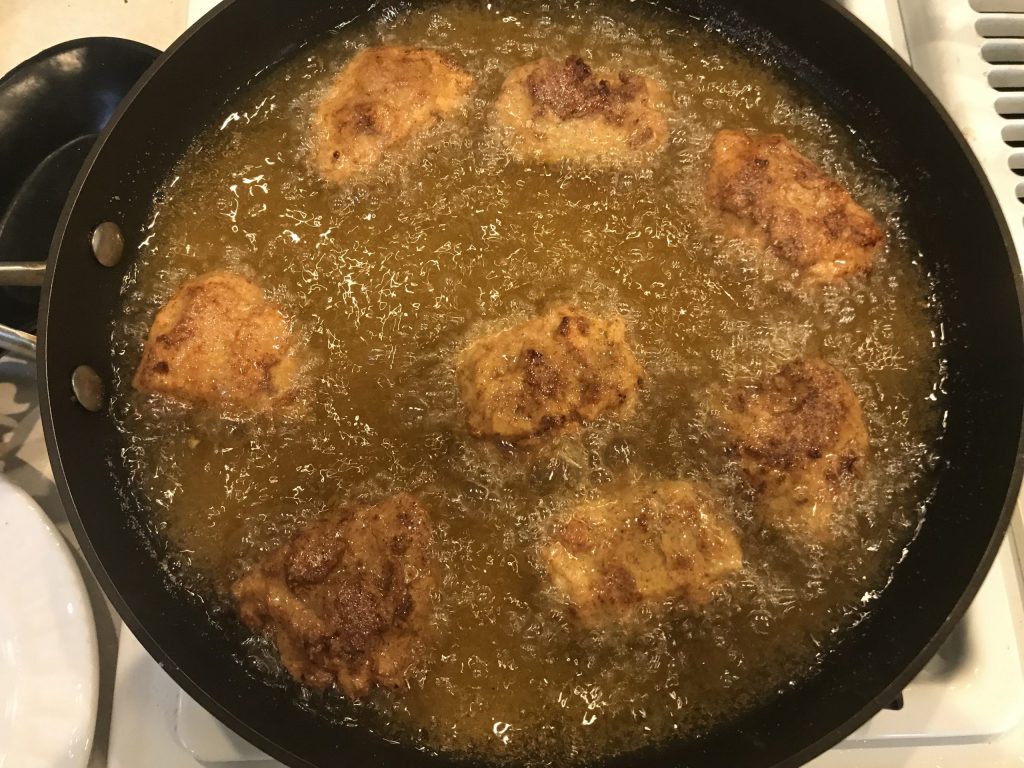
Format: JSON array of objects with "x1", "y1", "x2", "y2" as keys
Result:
[
  {"x1": 494, "y1": 56, "x2": 670, "y2": 164},
  {"x1": 231, "y1": 493, "x2": 436, "y2": 698},
  {"x1": 131, "y1": 271, "x2": 300, "y2": 412},
  {"x1": 455, "y1": 306, "x2": 645, "y2": 443},
  {"x1": 706, "y1": 129, "x2": 883, "y2": 284},
  {"x1": 724, "y1": 358, "x2": 869, "y2": 542},
  {"x1": 541, "y1": 481, "x2": 743, "y2": 628},
  {"x1": 312, "y1": 45, "x2": 474, "y2": 182}
]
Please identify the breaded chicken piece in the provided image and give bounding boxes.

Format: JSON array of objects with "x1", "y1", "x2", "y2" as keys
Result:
[
  {"x1": 456, "y1": 306, "x2": 645, "y2": 443},
  {"x1": 493, "y1": 56, "x2": 669, "y2": 165},
  {"x1": 706, "y1": 129, "x2": 883, "y2": 284},
  {"x1": 541, "y1": 481, "x2": 743, "y2": 628},
  {"x1": 724, "y1": 358, "x2": 869, "y2": 542},
  {"x1": 132, "y1": 271, "x2": 300, "y2": 411},
  {"x1": 231, "y1": 493, "x2": 436, "y2": 698},
  {"x1": 312, "y1": 46, "x2": 474, "y2": 182}
]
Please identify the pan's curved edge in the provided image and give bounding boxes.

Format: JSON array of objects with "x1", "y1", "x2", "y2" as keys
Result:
[
  {"x1": 769, "y1": 1, "x2": 1024, "y2": 765},
  {"x1": 35, "y1": 3, "x2": 322, "y2": 767}
]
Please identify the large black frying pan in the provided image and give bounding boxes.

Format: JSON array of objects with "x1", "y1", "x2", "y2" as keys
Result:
[{"x1": 7, "y1": 0, "x2": 1023, "y2": 766}]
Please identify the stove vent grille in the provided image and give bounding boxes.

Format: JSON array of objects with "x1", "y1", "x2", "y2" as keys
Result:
[{"x1": 974, "y1": 0, "x2": 1024, "y2": 201}]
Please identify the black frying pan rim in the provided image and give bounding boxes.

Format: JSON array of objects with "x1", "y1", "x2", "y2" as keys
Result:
[{"x1": 36, "y1": 1, "x2": 1024, "y2": 766}]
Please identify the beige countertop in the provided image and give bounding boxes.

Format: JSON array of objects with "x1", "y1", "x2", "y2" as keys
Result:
[{"x1": 0, "y1": 0, "x2": 190, "y2": 78}]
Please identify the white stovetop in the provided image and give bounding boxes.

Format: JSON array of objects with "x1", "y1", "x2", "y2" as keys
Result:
[{"x1": 4, "y1": 0, "x2": 1024, "y2": 767}]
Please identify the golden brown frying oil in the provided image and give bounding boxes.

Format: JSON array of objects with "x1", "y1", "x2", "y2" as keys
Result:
[{"x1": 110, "y1": 1, "x2": 944, "y2": 763}]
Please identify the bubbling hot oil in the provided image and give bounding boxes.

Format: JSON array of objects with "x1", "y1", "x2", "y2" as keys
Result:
[{"x1": 110, "y1": 1, "x2": 944, "y2": 763}]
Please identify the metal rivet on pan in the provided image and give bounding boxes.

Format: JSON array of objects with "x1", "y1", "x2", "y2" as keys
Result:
[
  {"x1": 71, "y1": 365, "x2": 105, "y2": 412},
  {"x1": 91, "y1": 222, "x2": 124, "y2": 267}
]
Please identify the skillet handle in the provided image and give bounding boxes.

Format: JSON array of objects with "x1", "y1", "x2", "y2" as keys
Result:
[
  {"x1": 0, "y1": 263, "x2": 46, "y2": 287},
  {"x1": 0, "y1": 326, "x2": 36, "y2": 360},
  {"x1": 0, "y1": 264, "x2": 43, "y2": 358},
  {"x1": 0, "y1": 38, "x2": 160, "y2": 353}
]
